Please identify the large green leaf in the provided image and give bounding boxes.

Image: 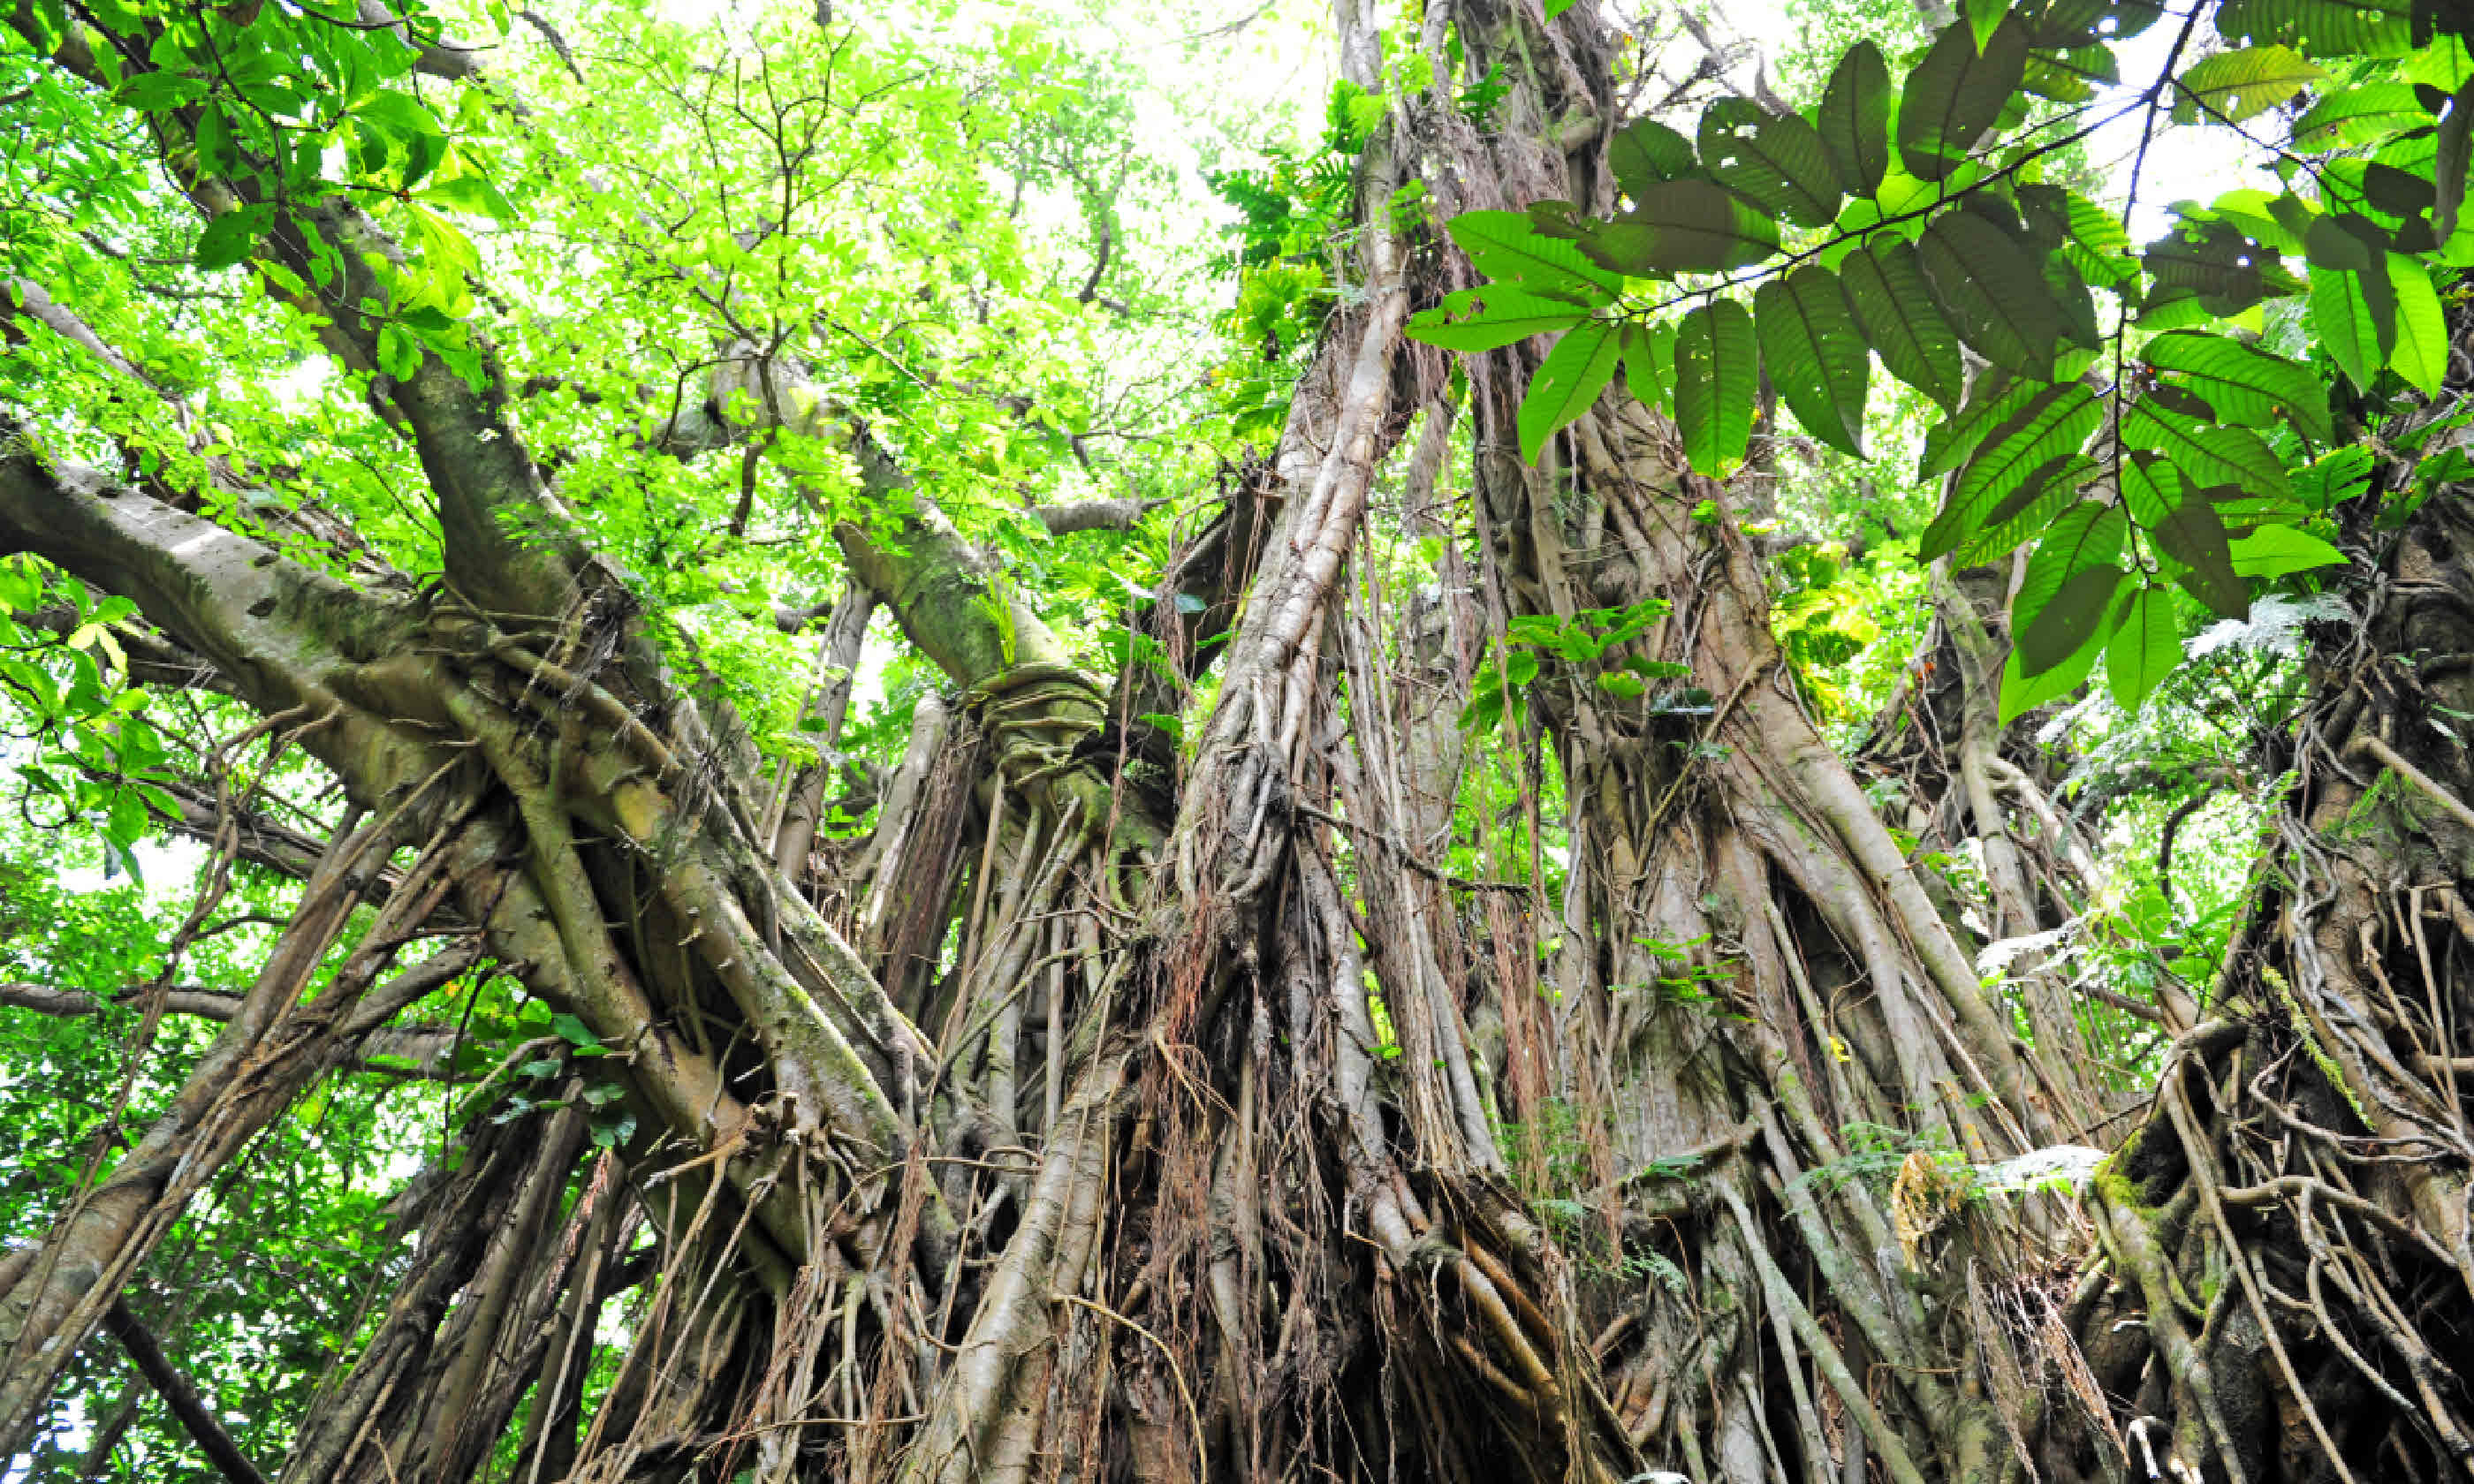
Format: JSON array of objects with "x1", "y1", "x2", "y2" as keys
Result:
[
  {"x1": 2020, "y1": 185, "x2": 2136, "y2": 286},
  {"x1": 1818, "y1": 42, "x2": 1893, "y2": 198},
  {"x1": 2151, "y1": 495, "x2": 2248, "y2": 619},
  {"x1": 2106, "y1": 585, "x2": 2182, "y2": 711},
  {"x1": 194, "y1": 208, "x2": 270, "y2": 271},
  {"x1": 2170, "y1": 45, "x2": 2326, "y2": 124},
  {"x1": 1919, "y1": 211, "x2": 2070, "y2": 376},
  {"x1": 1840, "y1": 238, "x2": 1964, "y2": 408},
  {"x1": 2013, "y1": 502, "x2": 2129, "y2": 678},
  {"x1": 2292, "y1": 83, "x2": 2430, "y2": 145},
  {"x1": 2140, "y1": 330, "x2": 2332, "y2": 441},
  {"x1": 1579, "y1": 181, "x2": 1782, "y2": 276},
  {"x1": 1447, "y1": 211, "x2": 1623, "y2": 300},
  {"x1": 1952, "y1": 454, "x2": 2098, "y2": 567},
  {"x1": 2303, "y1": 210, "x2": 2388, "y2": 270},
  {"x1": 2120, "y1": 451, "x2": 2186, "y2": 526},
  {"x1": 2142, "y1": 218, "x2": 2303, "y2": 316},
  {"x1": 2308, "y1": 261, "x2": 2398, "y2": 390},
  {"x1": 2294, "y1": 447, "x2": 2375, "y2": 511},
  {"x1": 1920, "y1": 373, "x2": 2040, "y2": 477},
  {"x1": 1899, "y1": 15, "x2": 2030, "y2": 182},
  {"x1": 1405, "y1": 288, "x2": 1588, "y2": 351},
  {"x1": 2215, "y1": 0, "x2": 2412, "y2": 57},
  {"x1": 1755, "y1": 267, "x2": 1868, "y2": 455},
  {"x1": 2228, "y1": 524, "x2": 2348, "y2": 577},
  {"x1": 1610, "y1": 118, "x2": 1701, "y2": 199},
  {"x1": 1518, "y1": 322, "x2": 1623, "y2": 466},
  {"x1": 2044, "y1": 251, "x2": 2103, "y2": 350},
  {"x1": 2022, "y1": 563, "x2": 2128, "y2": 676},
  {"x1": 2387, "y1": 254, "x2": 2448, "y2": 395},
  {"x1": 1999, "y1": 624, "x2": 2102, "y2": 723},
  {"x1": 1673, "y1": 299, "x2": 1759, "y2": 475},
  {"x1": 1922, "y1": 382, "x2": 2103, "y2": 559},
  {"x1": 2436, "y1": 75, "x2": 2474, "y2": 240},
  {"x1": 2018, "y1": 0, "x2": 2164, "y2": 47},
  {"x1": 2022, "y1": 43, "x2": 2121, "y2": 102},
  {"x1": 1699, "y1": 98, "x2": 1840, "y2": 228},
  {"x1": 2119, "y1": 400, "x2": 2296, "y2": 503},
  {"x1": 1621, "y1": 321, "x2": 1676, "y2": 415}
]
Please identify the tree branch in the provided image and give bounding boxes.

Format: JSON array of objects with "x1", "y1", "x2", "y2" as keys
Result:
[
  {"x1": 102, "y1": 1297, "x2": 269, "y2": 1484},
  {"x1": 0, "y1": 430, "x2": 429, "y2": 798},
  {"x1": 0, "y1": 980, "x2": 474, "y2": 1079}
]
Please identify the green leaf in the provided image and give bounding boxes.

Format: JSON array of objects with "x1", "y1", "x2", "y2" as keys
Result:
[
  {"x1": 354, "y1": 89, "x2": 444, "y2": 141},
  {"x1": 2295, "y1": 447, "x2": 2376, "y2": 511},
  {"x1": 2141, "y1": 330, "x2": 2332, "y2": 441},
  {"x1": 2000, "y1": 618, "x2": 2102, "y2": 723},
  {"x1": 1620, "y1": 322, "x2": 1674, "y2": 413},
  {"x1": 1673, "y1": 299, "x2": 1758, "y2": 475},
  {"x1": 2435, "y1": 75, "x2": 2474, "y2": 240},
  {"x1": 2303, "y1": 210, "x2": 2387, "y2": 271},
  {"x1": 2022, "y1": 186, "x2": 2136, "y2": 286},
  {"x1": 2170, "y1": 45, "x2": 2325, "y2": 124},
  {"x1": 1622, "y1": 322, "x2": 1682, "y2": 415},
  {"x1": 417, "y1": 171, "x2": 516, "y2": 222},
  {"x1": 2013, "y1": 500, "x2": 2129, "y2": 674},
  {"x1": 1963, "y1": 0, "x2": 2010, "y2": 49},
  {"x1": 1840, "y1": 238, "x2": 1965, "y2": 408},
  {"x1": 1518, "y1": 322, "x2": 1622, "y2": 465},
  {"x1": 2021, "y1": 563, "x2": 2127, "y2": 676},
  {"x1": 550, "y1": 1011, "x2": 602, "y2": 1049},
  {"x1": 2106, "y1": 586, "x2": 2182, "y2": 710},
  {"x1": 2215, "y1": 0, "x2": 2412, "y2": 57},
  {"x1": 2022, "y1": 43, "x2": 2121, "y2": 102},
  {"x1": 2119, "y1": 399, "x2": 2295, "y2": 504},
  {"x1": 1898, "y1": 15, "x2": 2030, "y2": 182},
  {"x1": 1922, "y1": 382, "x2": 2103, "y2": 558},
  {"x1": 2044, "y1": 250, "x2": 2102, "y2": 350},
  {"x1": 194, "y1": 207, "x2": 269, "y2": 271},
  {"x1": 114, "y1": 69, "x2": 204, "y2": 112},
  {"x1": 1579, "y1": 181, "x2": 1782, "y2": 276},
  {"x1": 2387, "y1": 254, "x2": 2448, "y2": 395},
  {"x1": 1919, "y1": 211, "x2": 2070, "y2": 376},
  {"x1": 1447, "y1": 212, "x2": 1624, "y2": 300},
  {"x1": 1952, "y1": 454, "x2": 2098, "y2": 567},
  {"x1": 1610, "y1": 118, "x2": 1701, "y2": 198},
  {"x1": 2150, "y1": 494, "x2": 2248, "y2": 619},
  {"x1": 2018, "y1": 0, "x2": 2163, "y2": 47},
  {"x1": 1921, "y1": 373, "x2": 2040, "y2": 477},
  {"x1": 2291, "y1": 82, "x2": 2430, "y2": 145},
  {"x1": 1755, "y1": 266, "x2": 1868, "y2": 455},
  {"x1": 1818, "y1": 41, "x2": 1893, "y2": 197},
  {"x1": 1406, "y1": 288, "x2": 1588, "y2": 351},
  {"x1": 1698, "y1": 98, "x2": 1840, "y2": 228},
  {"x1": 2227, "y1": 524, "x2": 2348, "y2": 577},
  {"x1": 2309, "y1": 261, "x2": 2398, "y2": 390},
  {"x1": 2143, "y1": 218, "x2": 2303, "y2": 315},
  {"x1": 2358, "y1": 163, "x2": 2435, "y2": 223}
]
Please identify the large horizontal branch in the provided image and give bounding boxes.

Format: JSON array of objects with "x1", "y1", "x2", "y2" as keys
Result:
[
  {"x1": 0, "y1": 981, "x2": 471, "y2": 1080},
  {"x1": 0, "y1": 431, "x2": 444, "y2": 805},
  {"x1": 1029, "y1": 495, "x2": 1163, "y2": 536}
]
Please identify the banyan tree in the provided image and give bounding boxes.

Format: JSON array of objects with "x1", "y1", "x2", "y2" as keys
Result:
[{"x1": 2, "y1": 0, "x2": 2472, "y2": 1478}]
